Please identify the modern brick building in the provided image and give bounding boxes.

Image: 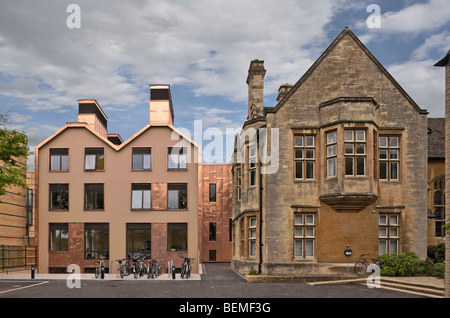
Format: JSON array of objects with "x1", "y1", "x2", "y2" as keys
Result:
[
  {"x1": 35, "y1": 84, "x2": 231, "y2": 274},
  {"x1": 232, "y1": 28, "x2": 429, "y2": 275}
]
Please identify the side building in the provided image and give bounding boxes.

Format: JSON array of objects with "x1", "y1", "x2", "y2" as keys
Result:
[
  {"x1": 427, "y1": 118, "x2": 445, "y2": 246},
  {"x1": 232, "y1": 28, "x2": 429, "y2": 275},
  {"x1": 36, "y1": 85, "x2": 203, "y2": 273}
]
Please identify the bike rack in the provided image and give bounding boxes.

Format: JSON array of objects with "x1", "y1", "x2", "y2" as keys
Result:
[{"x1": 167, "y1": 260, "x2": 173, "y2": 278}]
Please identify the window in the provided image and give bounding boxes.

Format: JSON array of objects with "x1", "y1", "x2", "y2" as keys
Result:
[
  {"x1": 379, "y1": 136, "x2": 400, "y2": 180},
  {"x1": 209, "y1": 250, "x2": 216, "y2": 261},
  {"x1": 209, "y1": 183, "x2": 216, "y2": 202},
  {"x1": 345, "y1": 129, "x2": 366, "y2": 176},
  {"x1": 50, "y1": 148, "x2": 68, "y2": 171},
  {"x1": 167, "y1": 223, "x2": 187, "y2": 251},
  {"x1": 249, "y1": 145, "x2": 257, "y2": 186},
  {"x1": 127, "y1": 223, "x2": 151, "y2": 259},
  {"x1": 379, "y1": 214, "x2": 400, "y2": 255},
  {"x1": 132, "y1": 147, "x2": 151, "y2": 170},
  {"x1": 249, "y1": 217, "x2": 257, "y2": 257},
  {"x1": 294, "y1": 135, "x2": 315, "y2": 180},
  {"x1": 209, "y1": 222, "x2": 216, "y2": 241},
  {"x1": 85, "y1": 223, "x2": 109, "y2": 259},
  {"x1": 168, "y1": 147, "x2": 187, "y2": 169},
  {"x1": 85, "y1": 148, "x2": 104, "y2": 170},
  {"x1": 294, "y1": 214, "x2": 315, "y2": 258},
  {"x1": 49, "y1": 184, "x2": 69, "y2": 210},
  {"x1": 49, "y1": 223, "x2": 68, "y2": 251},
  {"x1": 85, "y1": 184, "x2": 104, "y2": 210},
  {"x1": 326, "y1": 131, "x2": 337, "y2": 178},
  {"x1": 168, "y1": 183, "x2": 187, "y2": 209},
  {"x1": 131, "y1": 183, "x2": 151, "y2": 210},
  {"x1": 237, "y1": 169, "x2": 242, "y2": 201},
  {"x1": 434, "y1": 179, "x2": 446, "y2": 238}
]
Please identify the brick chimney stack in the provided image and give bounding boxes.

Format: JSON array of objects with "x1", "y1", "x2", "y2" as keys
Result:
[
  {"x1": 434, "y1": 49, "x2": 450, "y2": 298},
  {"x1": 246, "y1": 59, "x2": 266, "y2": 120}
]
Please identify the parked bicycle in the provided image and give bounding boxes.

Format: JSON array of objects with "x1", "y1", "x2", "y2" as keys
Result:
[
  {"x1": 147, "y1": 259, "x2": 163, "y2": 279},
  {"x1": 180, "y1": 257, "x2": 194, "y2": 279},
  {"x1": 95, "y1": 258, "x2": 106, "y2": 278},
  {"x1": 354, "y1": 254, "x2": 382, "y2": 276}
]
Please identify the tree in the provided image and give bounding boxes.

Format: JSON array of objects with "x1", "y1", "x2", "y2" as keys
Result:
[{"x1": 0, "y1": 112, "x2": 29, "y2": 199}]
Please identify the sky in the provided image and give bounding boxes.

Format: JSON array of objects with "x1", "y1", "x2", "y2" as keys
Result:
[{"x1": 0, "y1": 0, "x2": 449, "y2": 170}]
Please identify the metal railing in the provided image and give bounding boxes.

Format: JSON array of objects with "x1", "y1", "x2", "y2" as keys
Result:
[{"x1": 0, "y1": 245, "x2": 37, "y2": 272}]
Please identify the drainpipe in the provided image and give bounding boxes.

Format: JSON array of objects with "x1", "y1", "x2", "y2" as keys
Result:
[{"x1": 257, "y1": 126, "x2": 265, "y2": 274}]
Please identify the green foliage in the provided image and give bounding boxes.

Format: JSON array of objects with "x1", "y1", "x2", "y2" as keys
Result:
[
  {"x1": 380, "y1": 250, "x2": 445, "y2": 278},
  {"x1": 379, "y1": 253, "x2": 422, "y2": 277},
  {"x1": 0, "y1": 128, "x2": 29, "y2": 198}
]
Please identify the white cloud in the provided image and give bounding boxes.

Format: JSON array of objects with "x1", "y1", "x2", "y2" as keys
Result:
[
  {"x1": 0, "y1": 0, "x2": 348, "y2": 112},
  {"x1": 388, "y1": 59, "x2": 445, "y2": 116}
]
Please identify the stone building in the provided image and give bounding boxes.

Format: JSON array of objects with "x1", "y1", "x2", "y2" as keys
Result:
[
  {"x1": 427, "y1": 118, "x2": 445, "y2": 246},
  {"x1": 231, "y1": 28, "x2": 429, "y2": 275}
]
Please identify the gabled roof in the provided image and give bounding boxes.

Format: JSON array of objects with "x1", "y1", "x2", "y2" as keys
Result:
[
  {"x1": 265, "y1": 27, "x2": 428, "y2": 115},
  {"x1": 35, "y1": 121, "x2": 201, "y2": 153},
  {"x1": 434, "y1": 50, "x2": 450, "y2": 67}
]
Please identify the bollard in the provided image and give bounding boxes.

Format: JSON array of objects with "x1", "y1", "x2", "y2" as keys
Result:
[
  {"x1": 31, "y1": 265, "x2": 35, "y2": 279},
  {"x1": 101, "y1": 264, "x2": 105, "y2": 279},
  {"x1": 172, "y1": 265, "x2": 176, "y2": 279}
]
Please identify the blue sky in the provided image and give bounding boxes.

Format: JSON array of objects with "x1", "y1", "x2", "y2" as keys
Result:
[{"x1": 0, "y1": 0, "x2": 449, "y2": 169}]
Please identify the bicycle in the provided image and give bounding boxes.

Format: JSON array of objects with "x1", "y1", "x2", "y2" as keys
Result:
[
  {"x1": 180, "y1": 257, "x2": 194, "y2": 279},
  {"x1": 354, "y1": 254, "x2": 382, "y2": 276},
  {"x1": 147, "y1": 259, "x2": 163, "y2": 279},
  {"x1": 95, "y1": 258, "x2": 106, "y2": 278},
  {"x1": 116, "y1": 259, "x2": 124, "y2": 278}
]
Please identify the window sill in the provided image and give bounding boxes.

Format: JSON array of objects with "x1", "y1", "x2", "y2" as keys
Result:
[
  {"x1": 84, "y1": 169, "x2": 105, "y2": 172},
  {"x1": 294, "y1": 179, "x2": 317, "y2": 183},
  {"x1": 84, "y1": 209, "x2": 105, "y2": 212},
  {"x1": 49, "y1": 170, "x2": 70, "y2": 173},
  {"x1": 131, "y1": 169, "x2": 152, "y2": 172},
  {"x1": 49, "y1": 209, "x2": 70, "y2": 212},
  {"x1": 293, "y1": 257, "x2": 316, "y2": 263},
  {"x1": 167, "y1": 168, "x2": 188, "y2": 171}
]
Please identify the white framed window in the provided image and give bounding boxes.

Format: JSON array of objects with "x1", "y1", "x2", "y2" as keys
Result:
[
  {"x1": 345, "y1": 129, "x2": 366, "y2": 176},
  {"x1": 249, "y1": 145, "x2": 257, "y2": 186},
  {"x1": 249, "y1": 217, "x2": 257, "y2": 257},
  {"x1": 294, "y1": 214, "x2": 315, "y2": 258},
  {"x1": 326, "y1": 131, "x2": 337, "y2": 178},
  {"x1": 379, "y1": 136, "x2": 400, "y2": 181},
  {"x1": 379, "y1": 214, "x2": 400, "y2": 255},
  {"x1": 294, "y1": 135, "x2": 315, "y2": 180}
]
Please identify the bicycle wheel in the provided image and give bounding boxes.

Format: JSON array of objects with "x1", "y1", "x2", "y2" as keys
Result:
[
  {"x1": 354, "y1": 261, "x2": 368, "y2": 276},
  {"x1": 181, "y1": 266, "x2": 185, "y2": 279},
  {"x1": 95, "y1": 267, "x2": 99, "y2": 279}
]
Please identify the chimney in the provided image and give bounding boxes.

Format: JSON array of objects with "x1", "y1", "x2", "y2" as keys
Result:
[
  {"x1": 78, "y1": 99, "x2": 108, "y2": 138},
  {"x1": 149, "y1": 84, "x2": 174, "y2": 126},
  {"x1": 276, "y1": 83, "x2": 293, "y2": 102},
  {"x1": 247, "y1": 59, "x2": 266, "y2": 120}
]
